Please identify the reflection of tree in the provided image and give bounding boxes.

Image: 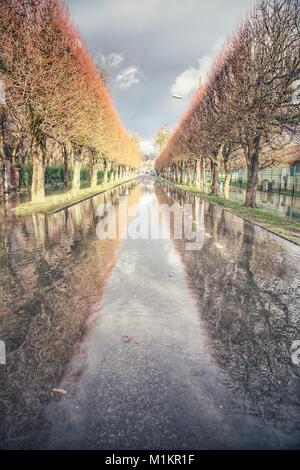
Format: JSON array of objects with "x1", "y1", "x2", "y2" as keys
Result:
[
  {"x1": 158, "y1": 185, "x2": 300, "y2": 433},
  {"x1": 0, "y1": 181, "x2": 139, "y2": 448}
]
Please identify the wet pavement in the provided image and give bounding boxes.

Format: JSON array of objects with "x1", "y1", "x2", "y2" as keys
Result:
[{"x1": 0, "y1": 177, "x2": 300, "y2": 449}]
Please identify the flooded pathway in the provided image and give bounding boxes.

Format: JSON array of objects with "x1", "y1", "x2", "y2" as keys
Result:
[{"x1": 0, "y1": 178, "x2": 300, "y2": 449}]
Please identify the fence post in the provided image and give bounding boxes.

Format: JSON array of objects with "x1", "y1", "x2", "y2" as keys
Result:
[{"x1": 291, "y1": 184, "x2": 295, "y2": 208}]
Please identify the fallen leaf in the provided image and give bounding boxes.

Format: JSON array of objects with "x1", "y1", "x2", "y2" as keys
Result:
[
  {"x1": 122, "y1": 336, "x2": 133, "y2": 343},
  {"x1": 52, "y1": 387, "x2": 68, "y2": 395}
]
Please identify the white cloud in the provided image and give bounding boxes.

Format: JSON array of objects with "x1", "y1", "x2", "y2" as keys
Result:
[
  {"x1": 170, "y1": 38, "x2": 224, "y2": 98},
  {"x1": 140, "y1": 140, "x2": 156, "y2": 155},
  {"x1": 95, "y1": 51, "x2": 124, "y2": 69},
  {"x1": 115, "y1": 66, "x2": 143, "y2": 89},
  {"x1": 106, "y1": 53, "x2": 124, "y2": 68},
  {"x1": 170, "y1": 57, "x2": 210, "y2": 98}
]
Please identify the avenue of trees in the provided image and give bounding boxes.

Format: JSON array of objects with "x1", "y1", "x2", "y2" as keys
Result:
[
  {"x1": 155, "y1": 0, "x2": 300, "y2": 207},
  {"x1": 0, "y1": 0, "x2": 140, "y2": 203}
]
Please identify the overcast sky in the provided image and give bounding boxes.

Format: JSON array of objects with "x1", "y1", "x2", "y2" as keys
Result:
[{"x1": 65, "y1": 0, "x2": 253, "y2": 155}]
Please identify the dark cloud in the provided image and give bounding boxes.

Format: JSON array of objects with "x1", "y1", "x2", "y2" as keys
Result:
[{"x1": 65, "y1": 0, "x2": 253, "y2": 153}]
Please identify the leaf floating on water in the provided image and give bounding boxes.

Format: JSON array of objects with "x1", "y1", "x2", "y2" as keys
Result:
[
  {"x1": 52, "y1": 387, "x2": 68, "y2": 395},
  {"x1": 122, "y1": 336, "x2": 133, "y2": 343}
]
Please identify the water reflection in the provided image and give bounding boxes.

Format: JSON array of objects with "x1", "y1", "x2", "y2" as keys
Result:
[
  {"x1": 158, "y1": 183, "x2": 300, "y2": 436},
  {"x1": 228, "y1": 188, "x2": 300, "y2": 222},
  {"x1": 1, "y1": 179, "x2": 300, "y2": 449},
  {"x1": 0, "y1": 181, "x2": 139, "y2": 449}
]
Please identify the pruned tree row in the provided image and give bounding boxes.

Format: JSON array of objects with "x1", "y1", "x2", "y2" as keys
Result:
[
  {"x1": 0, "y1": 0, "x2": 141, "y2": 203},
  {"x1": 155, "y1": 0, "x2": 300, "y2": 207}
]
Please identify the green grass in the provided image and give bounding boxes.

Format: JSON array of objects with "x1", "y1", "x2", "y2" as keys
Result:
[
  {"x1": 13, "y1": 177, "x2": 136, "y2": 217},
  {"x1": 160, "y1": 178, "x2": 300, "y2": 246}
]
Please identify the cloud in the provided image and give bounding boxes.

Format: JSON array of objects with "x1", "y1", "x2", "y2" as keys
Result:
[
  {"x1": 104, "y1": 52, "x2": 124, "y2": 68},
  {"x1": 170, "y1": 38, "x2": 224, "y2": 98},
  {"x1": 170, "y1": 57, "x2": 209, "y2": 98},
  {"x1": 115, "y1": 66, "x2": 143, "y2": 89},
  {"x1": 95, "y1": 51, "x2": 124, "y2": 69},
  {"x1": 65, "y1": 0, "x2": 252, "y2": 142},
  {"x1": 140, "y1": 140, "x2": 156, "y2": 155}
]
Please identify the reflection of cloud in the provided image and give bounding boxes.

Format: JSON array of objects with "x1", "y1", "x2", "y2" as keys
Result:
[
  {"x1": 292, "y1": 80, "x2": 300, "y2": 105},
  {"x1": 116, "y1": 66, "x2": 143, "y2": 89},
  {"x1": 0, "y1": 340, "x2": 6, "y2": 365},
  {"x1": 171, "y1": 38, "x2": 224, "y2": 98},
  {"x1": 0, "y1": 80, "x2": 6, "y2": 105}
]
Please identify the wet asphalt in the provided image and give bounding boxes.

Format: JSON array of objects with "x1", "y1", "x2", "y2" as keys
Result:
[
  {"x1": 30, "y1": 182, "x2": 300, "y2": 450},
  {"x1": 1, "y1": 178, "x2": 300, "y2": 449}
]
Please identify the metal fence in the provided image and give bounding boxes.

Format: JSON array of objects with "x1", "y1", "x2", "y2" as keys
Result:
[{"x1": 230, "y1": 166, "x2": 300, "y2": 196}]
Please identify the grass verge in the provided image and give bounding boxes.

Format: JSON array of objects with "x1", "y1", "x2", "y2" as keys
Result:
[
  {"x1": 160, "y1": 178, "x2": 300, "y2": 246},
  {"x1": 13, "y1": 177, "x2": 137, "y2": 217}
]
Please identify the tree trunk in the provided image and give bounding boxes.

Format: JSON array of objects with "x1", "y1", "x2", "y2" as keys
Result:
[
  {"x1": 191, "y1": 165, "x2": 196, "y2": 186},
  {"x1": 245, "y1": 139, "x2": 260, "y2": 208},
  {"x1": 0, "y1": 117, "x2": 6, "y2": 196},
  {"x1": 174, "y1": 164, "x2": 178, "y2": 183},
  {"x1": 188, "y1": 165, "x2": 193, "y2": 186},
  {"x1": 178, "y1": 165, "x2": 181, "y2": 183},
  {"x1": 179, "y1": 163, "x2": 184, "y2": 184},
  {"x1": 72, "y1": 159, "x2": 82, "y2": 194},
  {"x1": 186, "y1": 165, "x2": 190, "y2": 186},
  {"x1": 182, "y1": 163, "x2": 188, "y2": 185},
  {"x1": 103, "y1": 160, "x2": 110, "y2": 185},
  {"x1": 31, "y1": 149, "x2": 45, "y2": 204},
  {"x1": 210, "y1": 161, "x2": 219, "y2": 196},
  {"x1": 91, "y1": 164, "x2": 98, "y2": 189},
  {"x1": 102, "y1": 161, "x2": 107, "y2": 185},
  {"x1": 201, "y1": 158, "x2": 206, "y2": 192},
  {"x1": 62, "y1": 145, "x2": 69, "y2": 190},
  {"x1": 224, "y1": 163, "x2": 230, "y2": 200},
  {"x1": 114, "y1": 167, "x2": 118, "y2": 182},
  {"x1": 171, "y1": 166, "x2": 175, "y2": 181},
  {"x1": 195, "y1": 160, "x2": 204, "y2": 191},
  {"x1": 245, "y1": 161, "x2": 259, "y2": 207},
  {"x1": 110, "y1": 166, "x2": 115, "y2": 183},
  {"x1": 0, "y1": 160, "x2": 4, "y2": 197}
]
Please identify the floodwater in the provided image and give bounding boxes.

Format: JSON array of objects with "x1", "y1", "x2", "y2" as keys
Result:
[
  {"x1": 0, "y1": 177, "x2": 299, "y2": 450},
  {"x1": 227, "y1": 187, "x2": 300, "y2": 222}
]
